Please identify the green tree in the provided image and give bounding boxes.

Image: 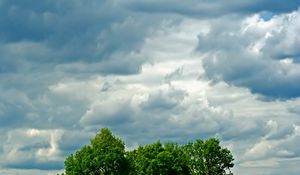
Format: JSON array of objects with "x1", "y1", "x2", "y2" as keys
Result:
[
  {"x1": 63, "y1": 128, "x2": 234, "y2": 175},
  {"x1": 183, "y1": 138, "x2": 234, "y2": 175},
  {"x1": 65, "y1": 145, "x2": 93, "y2": 175},
  {"x1": 126, "y1": 141, "x2": 190, "y2": 175},
  {"x1": 65, "y1": 128, "x2": 128, "y2": 175}
]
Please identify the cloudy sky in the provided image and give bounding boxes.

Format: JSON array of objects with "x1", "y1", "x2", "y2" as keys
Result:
[{"x1": 1, "y1": 0, "x2": 300, "y2": 174}]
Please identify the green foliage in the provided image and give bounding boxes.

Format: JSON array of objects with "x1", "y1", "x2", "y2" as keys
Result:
[
  {"x1": 126, "y1": 141, "x2": 190, "y2": 175},
  {"x1": 183, "y1": 138, "x2": 234, "y2": 175},
  {"x1": 65, "y1": 128, "x2": 127, "y2": 175},
  {"x1": 64, "y1": 128, "x2": 234, "y2": 175}
]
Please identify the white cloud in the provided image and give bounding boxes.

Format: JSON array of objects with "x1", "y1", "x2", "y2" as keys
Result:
[
  {"x1": 2, "y1": 128, "x2": 64, "y2": 169},
  {"x1": 200, "y1": 9, "x2": 300, "y2": 98}
]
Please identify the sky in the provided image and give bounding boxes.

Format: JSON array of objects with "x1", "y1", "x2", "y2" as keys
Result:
[{"x1": 1, "y1": 0, "x2": 300, "y2": 174}]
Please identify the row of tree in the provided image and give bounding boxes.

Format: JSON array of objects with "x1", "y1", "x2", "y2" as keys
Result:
[{"x1": 60, "y1": 128, "x2": 234, "y2": 175}]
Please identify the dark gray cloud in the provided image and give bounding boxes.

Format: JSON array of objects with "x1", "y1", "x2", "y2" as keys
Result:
[
  {"x1": 5, "y1": 160, "x2": 63, "y2": 170},
  {"x1": 127, "y1": 0, "x2": 300, "y2": 17},
  {"x1": 0, "y1": 89, "x2": 31, "y2": 128},
  {"x1": 0, "y1": 0, "x2": 160, "y2": 75},
  {"x1": 58, "y1": 130, "x2": 93, "y2": 154}
]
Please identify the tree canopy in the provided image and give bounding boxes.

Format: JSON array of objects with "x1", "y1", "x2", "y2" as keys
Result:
[{"x1": 63, "y1": 128, "x2": 234, "y2": 175}]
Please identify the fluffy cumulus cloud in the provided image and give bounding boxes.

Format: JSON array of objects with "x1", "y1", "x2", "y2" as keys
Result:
[
  {"x1": 199, "y1": 10, "x2": 300, "y2": 98},
  {"x1": 1, "y1": 0, "x2": 300, "y2": 175},
  {"x1": 2, "y1": 129, "x2": 63, "y2": 170}
]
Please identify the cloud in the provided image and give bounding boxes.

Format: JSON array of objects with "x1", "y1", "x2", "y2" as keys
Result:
[
  {"x1": 77, "y1": 81, "x2": 234, "y2": 145},
  {"x1": 199, "y1": 9, "x2": 300, "y2": 98},
  {"x1": 79, "y1": 99, "x2": 134, "y2": 127},
  {"x1": 127, "y1": 0, "x2": 300, "y2": 17},
  {"x1": 140, "y1": 87, "x2": 185, "y2": 110},
  {"x1": 240, "y1": 124, "x2": 300, "y2": 171},
  {"x1": 58, "y1": 130, "x2": 93, "y2": 154},
  {"x1": 2, "y1": 129, "x2": 63, "y2": 170},
  {"x1": 0, "y1": 0, "x2": 160, "y2": 75},
  {"x1": 0, "y1": 1, "x2": 300, "y2": 174}
]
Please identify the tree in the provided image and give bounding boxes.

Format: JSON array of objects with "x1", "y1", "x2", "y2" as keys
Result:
[
  {"x1": 63, "y1": 128, "x2": 234, "y2": 175},
  {"x1": 65, "y1": 145, "x2": 92, "y2": 175},
  {"x1": 126, "y1": 141, "x2": 190, "y2": 175},
  {"x1": 183, "y1": 138, "x2": 234, "y2": 175},
  {"x1": 65, "y1": 128, "x2": 128, "y2": 175}
]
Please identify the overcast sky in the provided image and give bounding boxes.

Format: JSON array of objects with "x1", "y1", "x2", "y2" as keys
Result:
[{"x1": 1, "y1": 0, "x2": 300, "y2": 174}]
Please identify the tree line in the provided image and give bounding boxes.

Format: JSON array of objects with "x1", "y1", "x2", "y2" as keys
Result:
[{"x1": 58, "y1": 128, "x2": 234, "y2": 175}]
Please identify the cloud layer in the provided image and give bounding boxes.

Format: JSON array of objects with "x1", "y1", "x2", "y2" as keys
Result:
[
  {"x1": 200, "y1": 11, "x2": 300, "y2": 98},
  {"x1": 1, "y1": 1, "x2": 300, "y2": 175}
]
